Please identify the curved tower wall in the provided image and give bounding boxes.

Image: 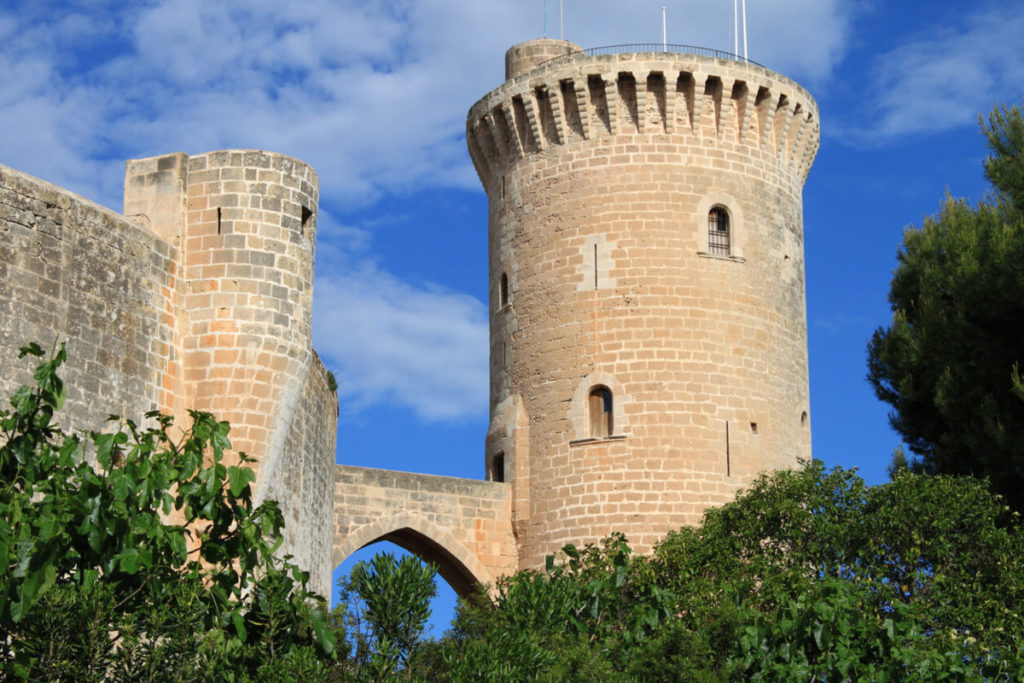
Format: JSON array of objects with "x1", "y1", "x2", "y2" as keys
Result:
[
  {"x1": 178, "y1": 150, "x2": 319, "y2": 494},
  {"x1": 124, "y1": 149, "x2": 335, "y2": 593},
  {"x1": 468, "y1": 41, "x2": 818, "y2": 568},
  {"x1": 125, "y1": 150, "x2": 319, "y2": 486}
]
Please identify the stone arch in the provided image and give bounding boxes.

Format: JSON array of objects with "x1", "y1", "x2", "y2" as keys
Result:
[{"x1": 333, "y1": 512, "x2": 494, "y2": 599}]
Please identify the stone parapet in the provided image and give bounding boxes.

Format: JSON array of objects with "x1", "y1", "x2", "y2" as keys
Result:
[{"x1": 468, "y1": 51, "x2": 819, "y2": 193}]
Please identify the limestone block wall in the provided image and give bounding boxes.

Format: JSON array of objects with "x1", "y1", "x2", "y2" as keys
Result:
[
  {"x1": 264, "y1": 352, "x2": 338, "y2": 596},
  {"x1": 333, "y1": 466, "x2": 517, "y2": 597},
  {"x1": 0, "y1": 152, "x2": 337, "y2": 595},
  {"x1": 0, "y1": 163, "x2": 177, "y2": 432},
  {"x1": 125, "y1": 151, "x2": 321, "y2": 491},
  {"x1": 468, "y1": 42, "x2": 818, "y2": 570}
]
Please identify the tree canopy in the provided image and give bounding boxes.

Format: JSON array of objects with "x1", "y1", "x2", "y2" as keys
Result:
[
  {"x1": 427, "y1": 463, "x2": 1024, "y2": 680},
  {"x1": 0, "y1": 342, "x2": 335, "y2": 680},
  {"x1": 867, "y1": 103, "x2": 1024, "y2": 508}
]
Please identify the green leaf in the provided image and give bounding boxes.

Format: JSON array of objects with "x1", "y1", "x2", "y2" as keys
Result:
[
  {"x1": 232, "y1": 612, "x2": 247, "y2": 641},
  {"x1": 309, "y1": 608, "x2": 336, "y2": 655},
  {"x1": 227, "y1": 465, "x2": 255, "y2": 497},
  {"x1": 118, "y1": 548, "x2": 141, "y2": 574}
]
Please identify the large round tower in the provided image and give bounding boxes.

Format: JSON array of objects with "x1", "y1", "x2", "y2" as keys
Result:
[{"x1": 468, "y1": 40, "x2": 818, "y2": 569}]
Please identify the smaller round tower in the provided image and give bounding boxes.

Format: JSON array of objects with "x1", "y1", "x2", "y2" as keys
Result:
[
  {"x1": 125, "y1": 149, "x2": 320, "y2": 495},
  {"x1": 468, "y1": 40, "x2": 819, "y2": 570},
  {"x1": 179, "y1": 151, "x2": 319, "y2": 496}
]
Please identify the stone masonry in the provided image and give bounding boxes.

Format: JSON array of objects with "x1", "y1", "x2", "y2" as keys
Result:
[
  {"x1": 0, "y1": 151, "x2": 337, "y2": 596},
  {"x1": 0, "y1": 38, "x2": 819, "y2": 600},
  {"x1": 469, "y1": 40, "x2": 818, "y2": 571},
  {"x1": 333, "y1": 467, "x2": 516, "y2": 597}
]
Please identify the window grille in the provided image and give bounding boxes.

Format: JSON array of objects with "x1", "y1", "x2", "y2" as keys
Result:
[{"x1": 708, "y1": 207, "x2": 730, "y2": 256}]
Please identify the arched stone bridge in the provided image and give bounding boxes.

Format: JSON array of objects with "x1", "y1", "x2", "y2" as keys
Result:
[{"x1": 333, "y1": 466, "x2": 518, "y2": 597}]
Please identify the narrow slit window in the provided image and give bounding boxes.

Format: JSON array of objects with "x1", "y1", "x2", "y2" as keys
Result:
[
  {"x1": 491, "y1": 452, "x2": 505, "y2": 482},
  {"x1": 301, "y1": 206, "x2": 313, "y2": 238},
  {"x1": 499, "y1": 272, "x2": 509, "y2": 308},
  {"x1": 588, "y1": 386, "x2": 613, "y2": 438},
  {"x1": 708, "y1": 206, "x2": 730, "y2": 256}
]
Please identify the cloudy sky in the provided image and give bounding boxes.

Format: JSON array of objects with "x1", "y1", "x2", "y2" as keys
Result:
[{"x1": 4, "y1": 0, "x2": 1023, "y2": 625}]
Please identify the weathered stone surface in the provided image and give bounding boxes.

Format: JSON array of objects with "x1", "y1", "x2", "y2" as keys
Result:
[
  {"x1": 0, "y1": 150, "x2": 337, "y2": 596},
  {"x1": 469, "y1": 41, "x2": 818, "y2": 570},
  {"x1": 333, "y1": 466, "x2": 515, "y2": 597}
]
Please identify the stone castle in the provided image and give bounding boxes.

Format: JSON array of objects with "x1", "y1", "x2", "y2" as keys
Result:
[{"x1": 0, "y1": 39, "x2": 818, "y2": 598}]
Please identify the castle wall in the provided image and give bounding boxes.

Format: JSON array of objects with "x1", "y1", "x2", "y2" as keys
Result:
[
  {"x1": 264, "y1": 352, "x2": 338, "y2": 596},
  {"x1": 469, "y1": 47, "x2": 818, "y2": 569},
  {"x1": 1, "y1": 153, "x2": 337, "y2": 596},
  {"x1": 0, "y1": 163, "x2": 177, "y2": 433}
]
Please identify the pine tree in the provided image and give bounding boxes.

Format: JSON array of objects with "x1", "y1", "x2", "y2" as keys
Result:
[{"x1": 867, "y1": 103, "x2": 1024, "y2": 509}]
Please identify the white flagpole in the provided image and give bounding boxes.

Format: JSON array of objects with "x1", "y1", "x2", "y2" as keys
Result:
[
  {"x1": 742, "y1": 0, "x2": 748, "y2": 60},
  {"x1": 733, "y1": 0, "x2": 738, "y2": 56},
  {"x1": 662, "y1": 6, "x2": 667, "y2": 50},
  {"x1": 560, "y1": 0, "x2": 564, "y2": 40}
]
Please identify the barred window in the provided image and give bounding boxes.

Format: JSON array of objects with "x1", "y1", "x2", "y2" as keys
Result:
[
  {"x1": 708, "y1": 207, "x2": 731, "y2": 256},
  {"x1": 499, "y1": 272, "x2": 509, "y2": 307}
]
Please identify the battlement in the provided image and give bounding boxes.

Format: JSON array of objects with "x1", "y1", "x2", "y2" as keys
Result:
[{"x1": 467, "y1": 47, "x2": 819, "y2": 192}]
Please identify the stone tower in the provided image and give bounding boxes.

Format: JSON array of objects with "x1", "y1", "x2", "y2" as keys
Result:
[
  {"x1": 467, "y1": 40, "x2": 819, "y2": 569},
  {"x1": 123, "y1": 150, "x2": 321, "y2": 491},
  {"x1": 0, "y1": 149, "x2": 338, "y2": 593},
  {"x1": 119, "y1": 151, "x2": 336, "y2": 593}
]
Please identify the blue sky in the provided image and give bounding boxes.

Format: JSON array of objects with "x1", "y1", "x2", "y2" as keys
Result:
[{"x1": 3, "y1": 0, "x2": 1023, "y2": 634}]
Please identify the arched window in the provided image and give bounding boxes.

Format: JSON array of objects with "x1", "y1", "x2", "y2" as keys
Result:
[
  {"x1": 708, "y1": 206, "x2": 730, "y2": 255},
  {"x1": 499, "y1": 272, "x2": 509, "y2": 308},
  {"x1": 588, "y1": 386, "x2": 613, "y2": 438}
]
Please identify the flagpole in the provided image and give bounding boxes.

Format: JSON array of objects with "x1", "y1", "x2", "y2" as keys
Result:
[
  {"x1": 742, "y1": 0, "x2": 748, "y2": 60},
  {"x1": 662, "y1": 6, "x2": 667, "y2": 50},
  {"x1": 560, "y1": 0, "x2": 564, "y2": 40},
  {"x1": 733, "y1": 0, "x2": 738, "y2": 56}
]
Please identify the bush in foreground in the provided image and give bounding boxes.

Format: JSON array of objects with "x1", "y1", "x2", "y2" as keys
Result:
[{"x1": 0, "y1": 343, "x2": 335, "y2": 680}]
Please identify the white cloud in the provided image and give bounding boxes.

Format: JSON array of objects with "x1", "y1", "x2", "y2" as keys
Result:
[
  {"x1": 0, "y1": 0, "x2": 852, "y2": 421},
  {"x1": 309, "y1": 208, "x2": 487, "y2": 422},
  {"x1": 851, "y1": 4, "x2": 1024, "y2": 141},
  {"x1": 0, "y1": 0, "x2": 852, "y2": 209},
  {"x1": 312, "y1": 265, "x2": 488, "y2": 422},
  {"x1": 307, "y1": 208, "x2": 487, "y2": 421}
]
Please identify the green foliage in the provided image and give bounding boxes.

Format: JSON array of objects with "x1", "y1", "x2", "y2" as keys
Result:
[
  {"x1": 334, "y1": 552, "x2": 437, "y2": 679},
  {"x1": 431, "y1": 534, "x2": 677, "y2": 681},
  {"x1": 653, "y1": 463, "x2": 1024, "y2": 679},
  {"x1": 867, "y1": 102, "x2": 1024, "y2": 509},
  {"x1": 426, "y1": 463, "x2": 1024, "y2": 680},
  {"x1": 0, "y1": 342, "x2": 335, "y2": 679}
]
